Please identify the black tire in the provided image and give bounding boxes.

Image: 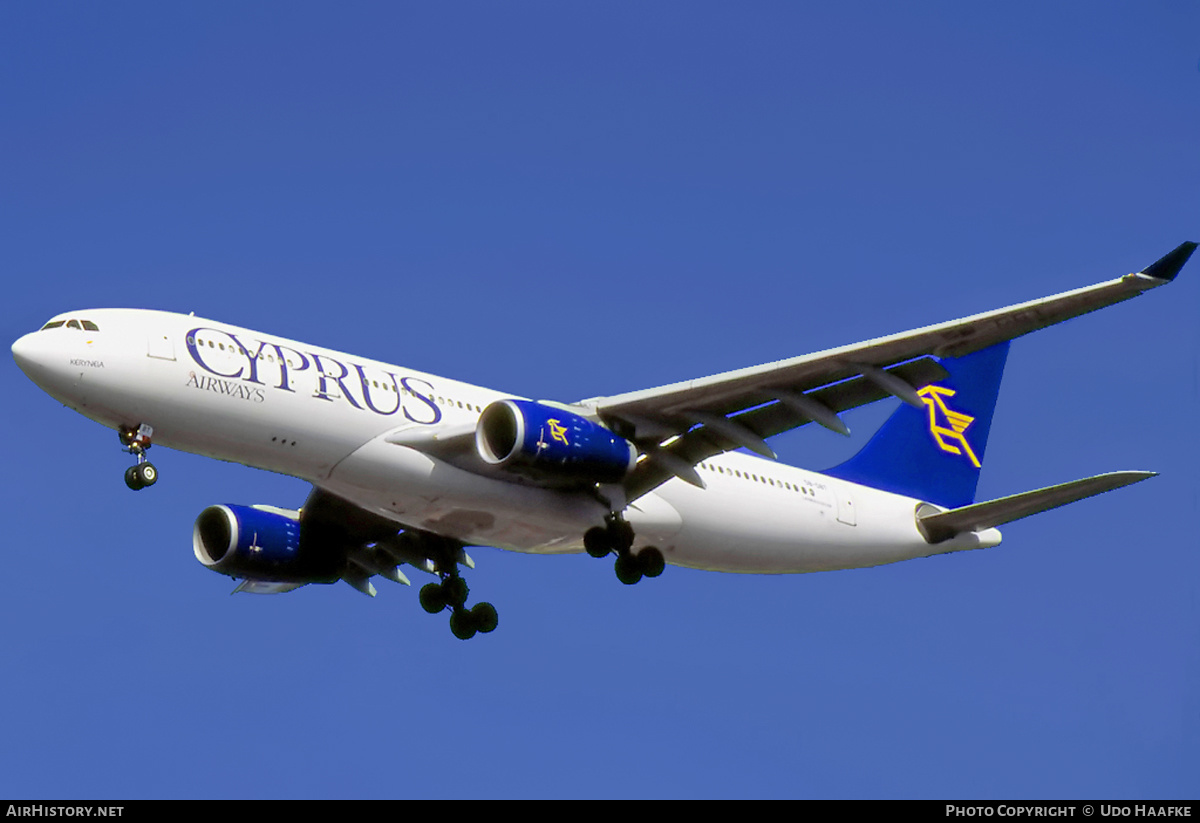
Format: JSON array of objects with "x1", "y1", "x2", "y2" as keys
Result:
[
  {"x1": 584, "y1": 527, "x2": 611, "y2": 558},
  {"x1": 444, "y1": 576, "x2": 469, "y2": 607},
  {"x1": 419, "y1": 582, "x2": 446, "y2": 614},
  {"x1": 471, "y1": 602, "x2": 498, "y2": 633},
  {"x1": 610, "y1": 520, "x2": 634, "y2": 552},
  {"x1": 638, "y1": 547, "x2": 665, "y2": 578},
  {"x1": 124, "y1": 466, "x2": 144, "y2": 491},
  {"x1": 450, "y1": 609, "x2": 477, "y2": 640},
  {"x1": 614, "y1": 554, "x2": 643, "y2": 585}
]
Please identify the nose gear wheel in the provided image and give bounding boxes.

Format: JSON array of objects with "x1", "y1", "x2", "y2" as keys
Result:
[{"x1": 119, "y1": 424, "x2": 158, "y2": 490}]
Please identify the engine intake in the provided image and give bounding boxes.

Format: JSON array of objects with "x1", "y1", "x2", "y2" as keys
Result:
[
  {"x1": 476, "y1": 400, "x2": 636, "y2": 485},
  {"x1": 193, "y1": 504, "x2": 337, "y2": 583}
]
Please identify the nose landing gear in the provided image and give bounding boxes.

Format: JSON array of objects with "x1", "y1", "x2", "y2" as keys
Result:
[{"x1": 119, "y1": 424, "x2": 158, "y2": 491}]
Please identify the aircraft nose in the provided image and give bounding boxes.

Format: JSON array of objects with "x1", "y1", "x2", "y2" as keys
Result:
[
  {"x1": 12, "y1": 331, "x2": 65, "y2": 389},
  {"x1": 12, "y1": 332, "x2": 40, "y2": 375}
]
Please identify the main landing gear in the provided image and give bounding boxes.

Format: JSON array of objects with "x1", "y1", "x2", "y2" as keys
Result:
[
  {"x1": 119, "y1": 424, "x2": 158, "y2": 491},
  {"x1": 420, "y1": 574, "x2": 499, "y2": 640},
  {"x1": 415, "y1": 538, "x2": 499, "y2": 640},
  {"x1": 584, "y1": 514, "x2": 666, "y2": 586}
]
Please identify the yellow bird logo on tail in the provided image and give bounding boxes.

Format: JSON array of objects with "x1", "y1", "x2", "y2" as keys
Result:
[{"x1": 917, "y1": 385, "x2": 981, "y2": 468}]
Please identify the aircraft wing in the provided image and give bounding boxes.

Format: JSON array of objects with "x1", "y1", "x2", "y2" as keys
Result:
[
  {"x1": 390, "y1": 243, "x2": 1193, "y2": 502},
  {"x1": 583, "y1": 243, "x2": 1193, "y2": 498}
]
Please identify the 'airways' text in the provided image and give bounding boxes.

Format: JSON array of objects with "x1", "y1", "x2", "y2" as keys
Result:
[{"x1": 186, "y1": 372, "x2": 265, "y2": 403}]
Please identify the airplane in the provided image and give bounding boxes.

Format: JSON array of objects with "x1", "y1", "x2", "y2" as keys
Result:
[{"x1": 11, "y1": 242, "x2": 1196, "y2": 639}]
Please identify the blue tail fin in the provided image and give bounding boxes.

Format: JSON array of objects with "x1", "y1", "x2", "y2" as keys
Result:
[{"x1": 824, "y1": 342, "x2": 1010, "y2": 508}]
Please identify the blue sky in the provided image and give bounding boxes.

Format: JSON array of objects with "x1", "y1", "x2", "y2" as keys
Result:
[{"x1": 2, "y1": 3, "x2": 1197, "y2": 799}]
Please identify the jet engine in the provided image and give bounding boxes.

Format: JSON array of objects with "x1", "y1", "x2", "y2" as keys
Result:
[
  {"x1": 192, "y1": 504, "x2": 339, "y2": 583},
  {"x1": 475, "y1": 400, "x2": 637, "y2": 486}
]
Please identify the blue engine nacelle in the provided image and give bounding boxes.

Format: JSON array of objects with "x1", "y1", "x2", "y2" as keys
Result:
[
  {"x1": 192, "y1": 504, "x2": 339, "y2": 583},
  {"x1": 475, "y1": 400, "x2": 637, "y2": 485}
]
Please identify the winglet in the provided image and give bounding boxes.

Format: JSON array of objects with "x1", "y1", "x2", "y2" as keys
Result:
[{"x1": 1139, "y1": 242, "x2": 1197, "y2": 282}]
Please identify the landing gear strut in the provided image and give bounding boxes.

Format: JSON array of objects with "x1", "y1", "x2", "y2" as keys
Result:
[
  {"x1": 584, "y1": 514, "x2": 666, "y2": 585},
  {"x1": 119, "y1": 424, "x2": 158, "y2": 491},
  {"x1": 416, "y1": 538, "x2": 498, "y2": 640}
]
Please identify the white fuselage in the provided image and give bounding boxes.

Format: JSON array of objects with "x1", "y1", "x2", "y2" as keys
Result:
[{"x1": 11, "y1": 309, "x2": 1000, "y2": 574}]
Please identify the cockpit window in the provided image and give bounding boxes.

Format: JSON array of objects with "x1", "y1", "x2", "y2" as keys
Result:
[{"x1": 39, "y1": 318, "x2": 100, "y2": 331}]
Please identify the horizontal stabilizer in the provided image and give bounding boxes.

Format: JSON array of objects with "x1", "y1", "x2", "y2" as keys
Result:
[{"x1": 917, "y1": 471, "x2": 1156, "y2": 544}]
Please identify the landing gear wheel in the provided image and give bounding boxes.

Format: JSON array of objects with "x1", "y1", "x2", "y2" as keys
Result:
[
  {"x1": 444, "y1": 576, "x2": 469, "y2": 608},
  {"x1": 124, "y1": 466, "x2": 144, "y2": 491},
  {"x1": 610, "y1": 519, "x2": 634, "y2": 552},
  {"x1": 637, "y1": 547, "x2": 665, "y2": 578},
  {"x1": 419, "y1": 583, "x2": 446, "y2": 614},
  {"x1": 135, "y1": 462, "x2": 158, "y2": 488},
  {"x1": 450, "y1": 608, "x2": 478, "y2": 640},
  {"x1": 471, "y1": 602, "x2": 498, "y2": 633},
  {"x1": 584, "y1": 527, "x2": 611, "y2": 558},
  {"x1": 614, "y1": 553, "x2": 643, "y2": 585}
]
